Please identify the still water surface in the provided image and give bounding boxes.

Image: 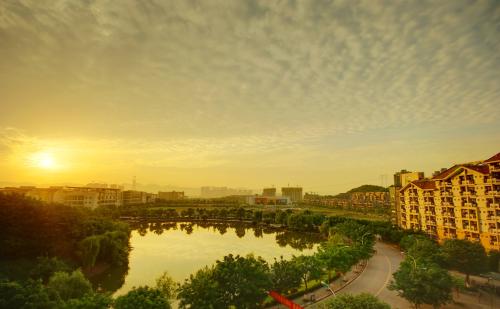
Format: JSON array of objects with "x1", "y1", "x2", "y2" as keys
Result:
[{"x1": 104, "y1": 221, "x2": 321, "y2": 296}]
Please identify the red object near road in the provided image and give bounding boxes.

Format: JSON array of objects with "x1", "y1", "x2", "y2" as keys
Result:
[{"x1": 268, "y1": 291, "x2": 304, "y2": 309}]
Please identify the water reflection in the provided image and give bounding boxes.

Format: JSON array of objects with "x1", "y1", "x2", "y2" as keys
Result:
[
  {"x1": 129, "y1": 221, "x2": 324, "y2": 250},
  {"x1": 103, "y1": 221, "x2": 323, "y2": 296}
]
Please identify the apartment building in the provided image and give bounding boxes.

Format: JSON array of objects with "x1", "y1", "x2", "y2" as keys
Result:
[
  {"x1": 281, "y1": 187, "x2": 303, "y2": 203},
  {"x1": 158, "y1": 191, "x2": 185, "y2": 200},
  {"x1": 262, "y1": 188, "x2": 277, "y2": 197},
  {"x1": 398, "y1": 153, "x2": 500, "y2": 251}
]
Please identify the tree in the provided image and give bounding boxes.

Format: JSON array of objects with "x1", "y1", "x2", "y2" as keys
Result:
[
  {"x1": 292, "y1": 255, "x2": 323, "y2": 292},
  {"x1": 488, "y1": 250, "x2": 500, "y2": 272},
  {"x1": 318, "y1": 293, "x2": 390, "y2": 309},
  {"x1": 60, "y1": 292, "x2": 113, "y2": 309},
  {"x1": 114, "y1": 286, "x2": 171, "y2": 309},
  {"x1": 389, "y1": 259, "x2": 453, "y2": 309},
  {"x1": 155, "y1": 272, "x2": 177, "y2": 300},
  {"x1": 399, "y1": 234, "x2": 430, "y2": 251},
  {"x1": 47, "y1": 270, "x2": 93, "y2": 301},
  {"x1": 177, "y1": 267, "x2": 222, "y2": 309},
  {"x1": 212, "y1": 254, "x2": 272, "y2": 309},
  {"x1": 406, "y1": 238, "x2": 442, "y2": 265},
  {"x1": 30, "y1": 256, "x2": 71, "y2": 283},
  {"x1": 317, "y1": 243, "x2": 354, "y2": 282},
  {"x1": 0, "y1": 279, "x2": 54, "y2": 309},
  {"x1": 441, "y1": 239, "x2": 488, "y2": 285},
  {"x1": 270, "y1": 256, "x2": 302, "y2": 294}
]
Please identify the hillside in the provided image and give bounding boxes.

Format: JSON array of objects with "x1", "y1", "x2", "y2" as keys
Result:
[{"x1": 334, "y1": 184, "x2": 388, "y2": 199}]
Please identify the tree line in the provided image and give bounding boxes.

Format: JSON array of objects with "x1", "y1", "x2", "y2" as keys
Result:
[{"x1": 0, "y1": 194, "x2": 130, "y2": 278}]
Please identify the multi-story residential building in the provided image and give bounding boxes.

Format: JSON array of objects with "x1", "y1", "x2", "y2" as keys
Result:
[
  {"x1": 350, "y1": 191, "x2": 389, "y2": 207},
  {"x1": 246, "y1": 195, "x2": 290, "y2": 205},
  {"x1": 262, "y1": 188, "x2": 276, "y2": 197},
  {"x1": 281, "y1": 187, "x2": 303, "y2": 203},
  {"x1": 398, "y1": 153, "x2": 500, "y2": 251},
  {"x1": 158, "y1": 191, "x2": 185, "y2": 200}
]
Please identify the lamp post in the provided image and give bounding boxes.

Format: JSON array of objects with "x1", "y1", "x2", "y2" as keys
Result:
[{"x1": 321, "y1": 281, "x2": 335, "y2": 296}]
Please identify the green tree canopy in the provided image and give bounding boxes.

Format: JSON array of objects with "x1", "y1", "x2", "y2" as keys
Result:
[
  {"x1": 212, "y1": 254, "x2": 272, "y2": 309},
  {"x1": 270, "y1": 256, "x2": 302, "y2": 294},
  {"x1": 317, "y1": 243, "x2": 355, "y2": 282},
  {"x1": 318, "y1": 293, "x2": 390, "y2": 309},
  {"x1": 114, "y1": 286, "x2": 171, "y2": 309},
  {"x1": 292, "y1": 255, "x2": 324, "y2": 292},
  {"x1": 47, "y1": 270, "x2": 93, "y2": 301},
  {"x1": 155, "y1": 272, "x2": 177, "y2": 300},
  {"x1": 177, "y1": 267, "x2": 221, "y2": 309},
  {"x1": 441, "y1": 239, "x2": 488, "y2": 284},
  {"x1": 389, "y1": 259, "x2": 453, "y2": 308}
]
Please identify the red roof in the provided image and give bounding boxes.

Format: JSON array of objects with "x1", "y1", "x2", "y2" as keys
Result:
[
  {"x1": 412, "y1": 180, "x2": 437, "y2": 190},
  {"x1": 484, "y1": 153, "x2": 500, "y2": 163},
  {"x1": 432, "y1": 165, "x2": 460, "y2": 180},
  {"x1": 463, "y1": 164, "x2": 489, "y2": 175}
]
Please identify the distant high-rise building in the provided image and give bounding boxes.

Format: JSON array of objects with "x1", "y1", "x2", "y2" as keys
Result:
[
  {"x1": 390, "y1": 170, "x2": 425, "y2": 225},
  {"x1": 158, "y1": 191, "x2": 185, "y2": 200},
  {"x1": 123, "y1": 190, "x2": 151, "y2": 205},
  {"x1": 262, "y1": 188, "x2": 276, "y2": 197},
  {"x1": 281, "y1": 187, "x2": 303, "y2": 203},
  {"x1": 200, "y1": 186, "x2": 253, "y2": 198}
]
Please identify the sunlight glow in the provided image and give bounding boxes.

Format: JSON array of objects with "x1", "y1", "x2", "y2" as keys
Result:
[{"x1": 30, "y1": 151, "x2": 57, "y2": 170}]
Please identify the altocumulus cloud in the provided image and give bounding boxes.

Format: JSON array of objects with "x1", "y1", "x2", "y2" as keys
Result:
[{"x1": 0, "y1": 0, "x2": 499, "y2": 157}]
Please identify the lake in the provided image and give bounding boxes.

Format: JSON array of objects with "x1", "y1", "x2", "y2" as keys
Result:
[{"x1": 93, "y1": 221, "x2": 322, "y2": 298}]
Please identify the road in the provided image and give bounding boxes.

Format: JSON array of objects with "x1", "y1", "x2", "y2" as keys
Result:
[
  {"x1": 336, "y1": 241, "x2": 410, "y2": 308},
  {"x1": 307, "y1": 241, "x2": 410, "y2": 308},
  {"x1": 312, "y1": 242, "x2": 499, "y2": 309}
]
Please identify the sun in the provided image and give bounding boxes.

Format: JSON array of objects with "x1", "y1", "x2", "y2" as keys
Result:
[{"x1": 30, "y1": 151, "x2": 58, "y2": 170}]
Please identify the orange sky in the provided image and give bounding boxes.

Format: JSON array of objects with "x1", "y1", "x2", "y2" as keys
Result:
[{"x1": 1, "y1": 1, "x2": 499, "y2": 194}]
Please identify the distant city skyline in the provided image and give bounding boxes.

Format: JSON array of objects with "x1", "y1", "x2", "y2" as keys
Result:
[{"x1": 1, "y1": 1, "x2": 499, "y2": 194}]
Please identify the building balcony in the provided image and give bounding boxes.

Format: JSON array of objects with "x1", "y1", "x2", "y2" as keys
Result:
[
  {"x1": 488, "y1": 190, "x2": 500, "y2": 196},
  {"x1": 463, "y1": 226, "x2": 479, "y2": 232},
  {"x1": 491, "y1": 178, "x2": 500, "y2": 184},
  {"x1": 442, "y1": 212, "x2": 455, "y2": 218},
  {"x1": 443, "y1": 233, "x2": 457, "y2": 239},
  {"x1": 444, "y1": 223, "x2": 456, "y2": 228},
  {"x1": 441, "y1": 191, "x2": 452, "y2": 197},
  {"x1": 463, "y1": 202, "x2": 478, "y2": 208},
  {"x1": 462, "y1": 215, "x2": 478, "y2": 220}
]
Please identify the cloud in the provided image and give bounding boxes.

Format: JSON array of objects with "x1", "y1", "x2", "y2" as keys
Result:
[
  {"x1": 1, "y1": 0, "x2": 499, "y2": 141},
  {"x1": 0, "y1": 1, "x2": 499, "y2": 192}
]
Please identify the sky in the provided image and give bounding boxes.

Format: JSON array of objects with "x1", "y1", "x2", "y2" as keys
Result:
[{"x1": 0, "y1": 0, "x2": 499, "y2": 194}]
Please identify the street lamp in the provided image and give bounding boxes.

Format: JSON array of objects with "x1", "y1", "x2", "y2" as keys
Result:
[{"x1": 321, "y1": 281, "x2": 335, "y2": 296}]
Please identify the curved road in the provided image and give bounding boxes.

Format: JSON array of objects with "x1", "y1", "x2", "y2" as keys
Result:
[{"x1": 313, "y1": 241, "x2": 411, "y2": 308}]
